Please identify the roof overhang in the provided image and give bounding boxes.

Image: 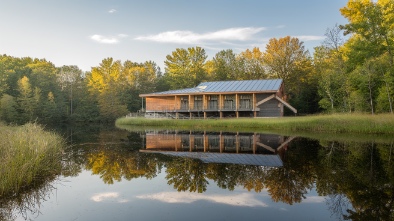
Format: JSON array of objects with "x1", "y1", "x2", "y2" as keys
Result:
[{"x1": 139, "y1": 90, "x2": 279, "y2": 97}]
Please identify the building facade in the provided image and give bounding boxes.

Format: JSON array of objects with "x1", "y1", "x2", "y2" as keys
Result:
[{"x1": 139, "y1": 79, "x2": 297, "y2": 118}]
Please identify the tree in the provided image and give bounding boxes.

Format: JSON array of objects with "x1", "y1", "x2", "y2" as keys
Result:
[
  {"x1": 87, "y1": 58, "x2": 128, "y2": 121},
  {"x1": 314, "y1": 25, "x2": 349, "y2": 112},
  {"x1": 17, "y1": 76, "x2": 36, "y2": 122},
  {"x1": 0, "y1": 94, "x2": 17, "y2": 123},
  {"x1": 263, "y1": 36, "x2": 311, "y2": 97},
  {"x1": 339, "y1": 0, "x2": 394, "y2": 114},
  {"x1": 121, "y1": 60, "x2": 161, "y2": 112},
  {"x1": 209, "y1": 49, "x2": 240, "y2": 81},
  {"x1": 264, "y1": 36, "x2": 316, "y2": 113},
  {"x1": 340, "y1": 0, "x2": 394, "y2": 65},
  {"x1": 164, "y1": 47, "x2": 208, "y2": 89},
  {"x1": 238, "y1": 47, "x2": 267, "y2": 80},
  {"x1": 58, "y1": 65, "x2": 84, "y2": 116}
]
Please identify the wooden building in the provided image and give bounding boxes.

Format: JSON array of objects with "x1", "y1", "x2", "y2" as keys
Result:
[{"x1": 139, "y1": 79, "x2": 297, "y2": 118}]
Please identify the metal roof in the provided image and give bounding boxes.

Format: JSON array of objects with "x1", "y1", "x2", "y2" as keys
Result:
[
  {"x1": 140, "y1": 150, "x2": 283, "y2": 167},
  {"x1": 147, "y1": 79, "x2": 282, "y2": 95}
]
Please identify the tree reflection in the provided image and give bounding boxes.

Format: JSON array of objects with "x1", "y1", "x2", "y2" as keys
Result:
[
  {"x1": 166, "y1": 158, "x2": 209, "y2": 193},
  {"x1": 60, "y1": 127, "x2": 394, "y2": 220},
  {"x1": 265, "y1": 138, "x2": 318, "y2": 205},
  {"x1": 85, "y1": 150, "x2": 164, "y2": 184},
  {"x1": 317, "y1": 141, "x2": 394, "y2": 220}
]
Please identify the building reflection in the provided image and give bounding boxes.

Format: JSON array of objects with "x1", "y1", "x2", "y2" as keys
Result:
[{"x1": 140, "y1": 130, "x2": 296, "y2": 167}]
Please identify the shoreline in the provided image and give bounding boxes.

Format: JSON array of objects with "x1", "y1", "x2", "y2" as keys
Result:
[{"x1": 115, "y1": 113, "x2": 394, "y2": 135}]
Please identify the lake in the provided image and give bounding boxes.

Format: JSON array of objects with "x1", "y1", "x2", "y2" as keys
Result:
[{"x1": 3, "y1": 125, "x2": 394, "y2": 221}]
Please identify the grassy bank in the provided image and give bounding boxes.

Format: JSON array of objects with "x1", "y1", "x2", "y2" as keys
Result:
[
  {"x1": 115, "y1": 114, "x2": 394, "y2": 134},
  {"x1": 0, "y1": 123, "x2": 64, "y2": 197}
]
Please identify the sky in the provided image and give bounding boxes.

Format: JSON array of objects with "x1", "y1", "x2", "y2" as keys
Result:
[{"x1": 0, "y1": 0, "x2": 349, "y2": 72}]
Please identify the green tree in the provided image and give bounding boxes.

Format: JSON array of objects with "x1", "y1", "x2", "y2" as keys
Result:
[
  {"x1": 17, "y1": 76, "x2": 36, "y2": 122},
  {"x1": 340, "y1": 0, "x2": 394, "y2": 65},
  {"x1": 87, "y1": 58, "x2": 128, "y2": 121},
  {"x1": 0, "y1": 94, "x2": 18, "y2": 123},
  {"x1": 339, "y1": 0, "x2": 394, "y2": 114},
  {"x1": 314, "y1": 25, "x2": 349, "y2": 112},
  {"x1": 164, "y1": 47, "x2": 208, "y2": 89},
  {"x1": 209, "y1": 49, "x2": 240, "y2": 81}
]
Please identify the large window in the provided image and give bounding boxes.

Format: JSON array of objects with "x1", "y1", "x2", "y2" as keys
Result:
[
  {"x1": 239, "y1": 95, "x2": 251, "y2": 109},
  {"x1": 224, "y1": 95, "x2": 235, "y2": 109},
  {"x1": 208, "y1": 95, "x2": 218, "y2": 109},
  {"x1": 194, "y1": 96, "x2": 203, "y2": 110},
  {"x1": 180, "y1": 96, "x2": 188, "y2": 110}
]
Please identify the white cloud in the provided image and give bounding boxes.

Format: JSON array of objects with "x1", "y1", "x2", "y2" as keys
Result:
[
  {"x1": 90, "y1": 34, "x2": 128, "y2": 44},
  {"x1": 108, "y1": 9, "x2": 117, "y2": 13},
  {"x1": 295, "y1": 35, "x2": 325, "y2": 41},
  {"x1": 91, "y1": 192, "x2": 129, "y2": 203},
  {"x1": 136, "y1": 192, "x2": 267, "y2": 207},
  {"x1": 90, "y1": 35, "x2": 119, "y2": 44},
  {"x1": 135, "y1": 27, "x2": 265, "y2": 44}
]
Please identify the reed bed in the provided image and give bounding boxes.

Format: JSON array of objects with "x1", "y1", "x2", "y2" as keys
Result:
[
  {"x1": 0, "y1": 123, "x2": 64, "y2": 197},
  {"x1": 115, "y1": 113, "x2": 394, "y2": 134}
]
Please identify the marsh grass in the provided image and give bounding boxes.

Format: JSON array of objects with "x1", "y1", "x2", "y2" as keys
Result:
[
  {"x1": 115, "y1": 113, "x2": 394, "y2": 134},
  {"x1": 0, "y1": 123, "x2": 64, "y2": 198}
]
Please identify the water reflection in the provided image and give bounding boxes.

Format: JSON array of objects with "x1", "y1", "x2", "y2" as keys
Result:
[
  {"x1": 315, "y1": 141, "x2": 394, "y2": 220},
  {"x1": 62, "y1": 128, "x2": 394, "y2": 217},
  {"x1": 0, "y1": 176, "x2": 57, "y2": 221},
  {"x1": 5, "y1": 125, "x2": 394, "y2": 221},
  {"x1": 142, "y1": 130, "x2": 294, "y2": 166}
]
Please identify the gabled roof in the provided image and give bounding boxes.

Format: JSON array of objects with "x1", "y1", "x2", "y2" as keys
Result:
[{"x1": 141, "y1": 79, "x2": 283, "y2": 96}]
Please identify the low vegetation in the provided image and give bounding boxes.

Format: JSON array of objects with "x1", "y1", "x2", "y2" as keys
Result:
[
  {"x1": 116, "y1": 114, "x2": 394, "y2": 135},
  {"x1": 0, "y1": 123, "x2": 64, "y2": 198}
]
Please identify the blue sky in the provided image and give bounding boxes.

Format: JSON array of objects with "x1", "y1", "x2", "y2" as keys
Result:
[{"x1": 0, "y1": 0, "x2": 348, "y2": 72}]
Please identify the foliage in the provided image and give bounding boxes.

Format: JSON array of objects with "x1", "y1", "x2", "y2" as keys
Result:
[
  {"x1": 2, "y1": 0, "x2": 394, "y2": 121},
  {"x1": 164, "y1": 47, "x2": 208, "y2": 89}
]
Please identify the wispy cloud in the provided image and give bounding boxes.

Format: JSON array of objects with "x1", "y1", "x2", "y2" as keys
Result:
[
  {"x1": 136, "y1": 192, "x2": 267, "y2": 207},
  {"x1": 295, "y1": 35, "x2": 325, "y2": 41},
  {"x1": 91, "y1": 192, "x2": 129, "y2": 203},
  {"x1": 303, "y1": 196, "x2": 326, "y2": 203},
  {"x1": 90, "y1": 34, "x2": 128, "y2": 44},
  {"x1": 135, "y1": 27, "x2": 265, "y2": 44},
  {"x1": 108, "y1": 9, "x2": 117, "y2": 13}
]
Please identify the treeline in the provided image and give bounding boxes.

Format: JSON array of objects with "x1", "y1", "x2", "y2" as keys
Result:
[{"x1": 0, "y1": 0, "x2": 393, "y2": 124}]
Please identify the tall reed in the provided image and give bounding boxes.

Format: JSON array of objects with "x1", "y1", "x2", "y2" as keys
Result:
[{"x1": 0, "y1": 123, "x2": 64, "y2": 197}]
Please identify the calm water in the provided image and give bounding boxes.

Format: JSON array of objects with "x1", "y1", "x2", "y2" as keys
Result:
[{"x1": 2, "y1": 125, "x2": 394, "y2": 221}]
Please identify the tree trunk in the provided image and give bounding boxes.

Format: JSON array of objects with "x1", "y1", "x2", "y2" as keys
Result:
[{"x1": 368, "y1": 73, "x2": 374, "y2": 115}]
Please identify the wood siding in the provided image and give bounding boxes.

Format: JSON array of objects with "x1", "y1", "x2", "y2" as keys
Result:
[
  {"x1": 256, "y1": 94, "x2": 282, "y2": 117},
  {"x1": 146, "y1": 97, "x2": 175, "y2": 112}
]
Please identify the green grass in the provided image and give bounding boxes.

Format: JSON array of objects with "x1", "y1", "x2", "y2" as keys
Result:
[
  {"x1": 0, "y1": 123, "x2": 64, "y2": 198},
  {"x1": 115, "y1": 113, "x2": 394, "y2": 135}
]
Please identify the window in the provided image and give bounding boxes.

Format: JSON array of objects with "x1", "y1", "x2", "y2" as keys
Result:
[
  {"x1": 194, "y1": 96, "x2": 203, "y2": 110},
  {"x1": 208, "y1": 95, "x2": 218, "y2": 109},
  {"x1": 240, "y1": 95, "x2": 251, "y2": 109},
  {"x1": 180, "y1": 96, "x2": 188, "y2": 109}
]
